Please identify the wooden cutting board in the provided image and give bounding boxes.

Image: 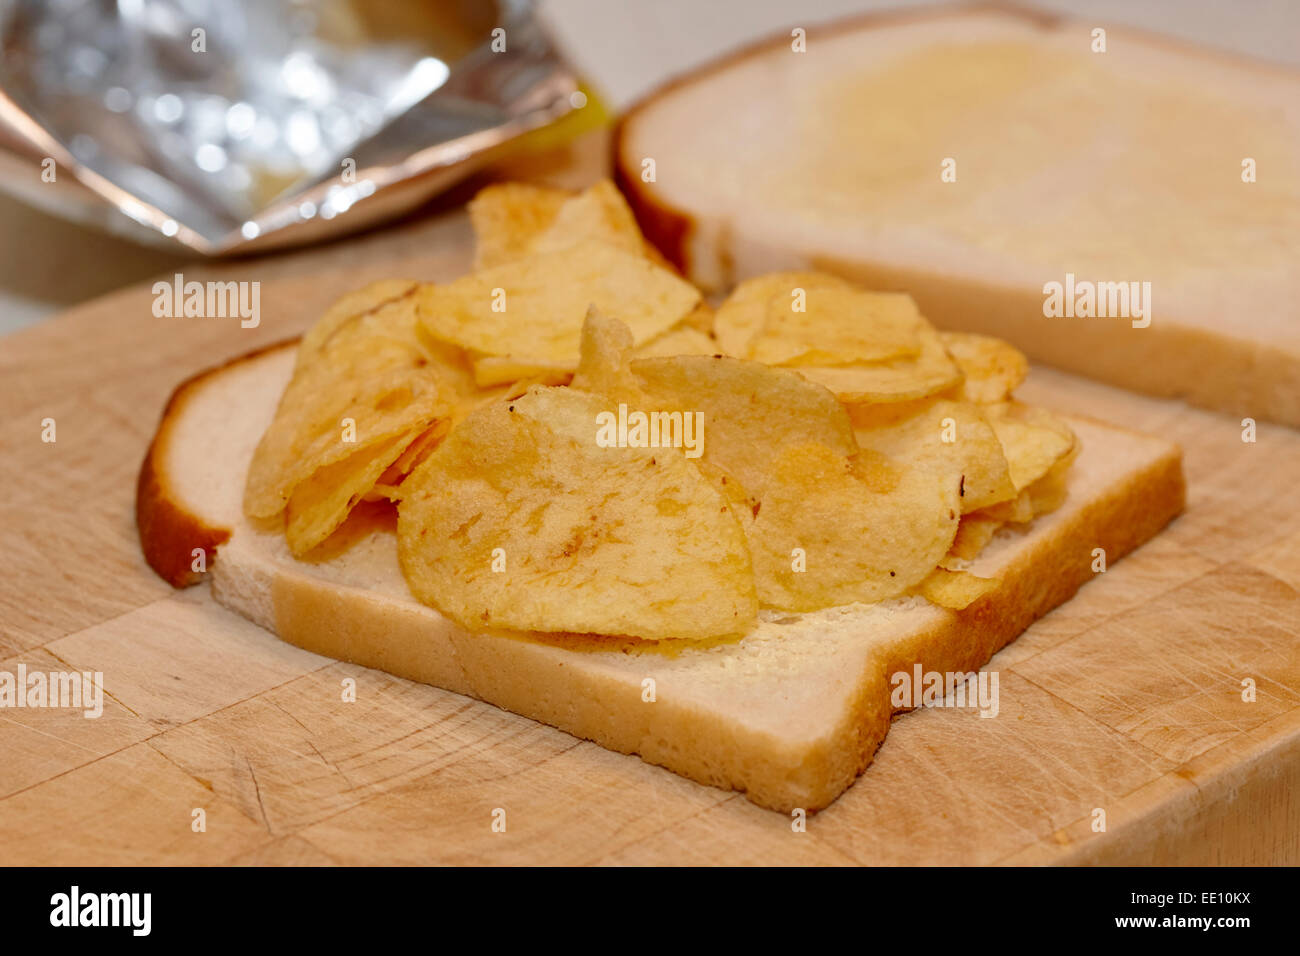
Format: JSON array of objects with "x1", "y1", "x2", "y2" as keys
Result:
[{"x1": 2, "y1": 132, "x2": 1299, "y2": 866}]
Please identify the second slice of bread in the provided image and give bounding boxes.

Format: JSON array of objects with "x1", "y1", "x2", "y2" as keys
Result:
[{"x1": 614, "y1": 5, "x2": 1300, "y2": 426}]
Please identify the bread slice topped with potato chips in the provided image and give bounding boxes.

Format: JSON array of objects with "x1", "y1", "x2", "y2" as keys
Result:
[{"x1": 138, "y1": 178, "x2": 1185, "y2": 812}]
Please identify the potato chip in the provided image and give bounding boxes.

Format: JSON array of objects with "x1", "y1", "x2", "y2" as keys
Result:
[
  {"x1": 939, "y1": 331, "x2": 1029, "y2": 403},
  {"x1": 381, "y1": 421, "x2": 451, "y2": 484},
  {"x1": 984, "y1": 402, "x2": 1077, "y2": 491},
  {"x1": 497, "y1": 369, "x2": 574, "y2": 399},
  {"x1": 246, "y1": 369, "x2": 449, "y2": 520},
  {"x1": 628, "y1": 353, "x2": 858, "y2": 504},
  {"x1": 791, "y1": 326, "x2": 963, "y2": 405},
  {"x1": 285, "y1": 431, "x2": 415, "y2": 556},
  {"x1": 299, "y1": 280, "x2": 423, "y2": 359},
  {"x1": 470, "y1": 355, "x2": 575, "y2": 388},
  {"x1": 531, "y1": 180, "x2": 645, "y2": 257},
  {"x1": 244, "y1": 289, "x2": 455, "y2": 519},
  {"x1": 713, "y1": 271, "x2": 854, "y2": 358},
  {"x1": 1025, "y1": 439, "x2": 1080, "y2": 515},
  {"x1": 944, "y1": 515, "x2": 1004, "y2": 563},
  {"x1": 852, "y1": 397, "x2": 1016, "y2": 513},
  {"x1": 470, "y1": 179, "x2": 670, "y2": 272},
  {"x1": 973, "y1": 489, "x2": 1035, "y2": 524},
  {"x1": 748, "y1": 287, "x2": 924, "y2": 367},
  {"x1": 468, "y1": 182, "x2": 568, "y2": 269},
  {"x1": 571, "y1": 309, "x2": 645, "y2": 403},
  {"x1": 397, "y1": 385, "x2": 757, "y2": 640},
  {"x1": 977, "y1": 433, "x2": 1079, "y2": 524},
  {"x1": 633, "y1": 324, "x2": 716, "y2": 359},
  {"x1": 915, "y1": 567, "x2": 998, "y2": 610},
  {"x1": 679, "y1": 300, "x2": 716, "y2": 335},
  {"x1": 473, "y1": 299, "x2": 711, "y2": 389},
  {"x1": 417, "y1": 240, "x2": 700, "y2": 375},
  {"x1": 746, "y1": 443, "x2": 961, "y2": 611}
]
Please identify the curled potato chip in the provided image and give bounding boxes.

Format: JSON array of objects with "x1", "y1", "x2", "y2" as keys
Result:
[
  {"x1": 397, "y1": 385, "x2": 757, "y2": 640},
  {"x1": 939, "y1": 331, "x2": 1029, "y2": 403},
  {"x1": 852, "y1": 397, "x2": 1016, "y2": 513},
  {"x1": 1025, "y1": 438, "x2": 1079, "y2": 515},
  {"x1": 747, "y1": 443, "x2": 961, "y2": 611},
  {"x1": 977, "y1": 432, "x2": 1079, "y2": 524},
  {"x1": 975, "y1": 490, "x2": 1035, "y2": 524},
  {"x1": 285, "y1": 432, "x2": 415, "y2": 556},
  {"x1": 749, "y1": 287, "x2": 924, "y2": 367},
  {"x1": 714, "y1": 271, "x2": 854, "y2": 358},
  {"x1": 531, "y1": 180, "x2": 645, "y2": 257},
  {"x1": 417, "y1": 240, "x2": 700, "y2": 374},
  {"x1": 361, "y1": 423, "x2": 450, "y2": 505},
  {"x1": 382, "y1": 421, "x2": 450, "y2": 483},
  {"x1": 571, "y1": 308, "x2": 645, "y2": 403},
  {"x1": 944, "y1": 515, "x2": 1004, "y2": 564},
  {"x1": 470, "y1": 179, "x2": 667, "y2": 272},
  {"x1": 245, "y1": 285, "x2": 455, "y2": 519},
  {"x1": 679, "y1": 300, "x2": 716, "y2": 335},
  {"x1": 299, "y1": 280, "x2": 423, "y2": 359},
  {"x1": 468, "y1": 283, "x2": 711, "y2": 388},
  {"x1": 470, "y1": 355, "x2": 575, "y2": 388},
  {"x1": 468, "y1": 182, "x2": 569, "y2": 269},
  {"x1": 984, "y1": 402, "x2": 1077, "y2": 492},
  {"x1": 916, "y1": 567, "x2": 998, "y2": 610},
  {"x1": 633, "y1": 324, "x2": 716, "y2": 359},
  {"x1": 628, "y1": 353, "x2": 858, "y2": 503},
  {"x1": 791, "y1": 326, "x2": 963, "y2": 405}
]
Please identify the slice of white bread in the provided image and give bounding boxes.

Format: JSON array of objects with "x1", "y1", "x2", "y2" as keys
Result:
[
  {"x1": 614, "y1": 4, "x2": 1300, "y2": 426},
  {"x1": 137, "y1": 342, "x2": 1185, "y2": 812}
]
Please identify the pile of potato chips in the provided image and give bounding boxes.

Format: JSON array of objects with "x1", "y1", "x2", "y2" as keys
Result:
[{"x1": 245, "y1": 179, "x2": 1078, "y2": 641}]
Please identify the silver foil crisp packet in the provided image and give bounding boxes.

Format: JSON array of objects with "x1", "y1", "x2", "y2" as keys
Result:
[{"x1": 0, "y1": 0, "x2": 580, "y2": 253}]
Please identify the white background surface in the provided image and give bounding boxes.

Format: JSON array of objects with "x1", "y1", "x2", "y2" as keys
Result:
[{"x1": 1, "y1": 0, "x2": 1296, "y2": 337}]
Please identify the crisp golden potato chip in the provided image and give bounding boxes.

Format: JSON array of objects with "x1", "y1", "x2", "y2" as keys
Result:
[
  {"x1": 470, "y1": 179, "x2": 668, "y2": 271},
  {"x1": 973, "y1": 489, "x2": 1035, "y2": 524},
  {"x1": 382, "y1": 421, "x2": 450, "y2": 484},
  {"x1": 473, "y1": 298, "x2": 713, "y2": 388},
  {"x1": 852, "y1": 397, "x2": 1015, "y2": 513},
  {"x1": 634, "y1": 324, "x2": 716, "y2": 359},
  {"x1": 417, "y1": 240, "x2": 700, "y2": 375},
  {"x1": 299, "y1": 280, "x2": 423, "y2": 359},
  {"x1": 749, "y1": 287, "x2": 924, "y2": 367},
  {"x1": 570, "y1": 296, "x2": 713, "y2": 379},
  {"x1": 679, "y1": 300, "x2": 716, "y2": 335},
  {"x1": 397, "y1": 386, "x2": 757, "y2": 640},
  {"x1": 713, "y1": 271, "x2": 854, "y2": 358},
  {"x1": 285, "y1": 432, "x2": 415, "y2": 556},
  {"x1": 940, "y1": 331, "x2": 1029, "y2": 404},
  {"x1": 792, "y1": 326, "x2": 963, "y2": 405},
  {"x1": 984, "y1": 402, "x2": 1076, "y2": 491},
  {"x1": 362, "y1": 423, "x2": 449, "y2": 506},
  {"x1": 982, "y1": 435, "x2": 1079, "y2": 523},
  {"x1": 944, "y1": 515, "x2": 1004, "y2": 563},
  {"x1": 628, "y1": 353, "x2": 858, "y2": 504},
  {"x1": 246, "y1": 369, "x2": 448, "y2": 520},
  {"x1": 571, "y1": 309, "x2": 645, "y2": 403},
  {"x1": 245, "y1": 289, "x2": 455, "y2": 519},
  {"x1": 468, "y1": 182, "x2": 568, "y2": 269},
  {"x1": 916, "y1": 567, "x2": 998, "y2": 610},
  {"x1": 470, "y1": 355, "x2": 575, "y2": 388},
  {"x1": 747, "y1": 443, "x2": 961, "y2": 611},
  {"x1": 1025, "y1": 439, "x2": 1079, "y2": 516},
  {"x1": 531, "y1": 180, "x2": 644, "y2": 257}
]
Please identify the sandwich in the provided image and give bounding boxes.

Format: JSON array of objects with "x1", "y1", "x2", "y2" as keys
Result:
[{"x1": 137, "y1": 179, "x2": 1185, "y2": 812}]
